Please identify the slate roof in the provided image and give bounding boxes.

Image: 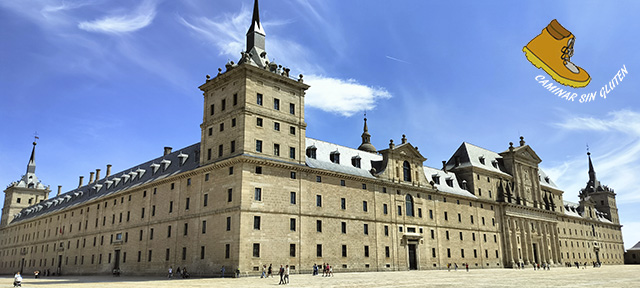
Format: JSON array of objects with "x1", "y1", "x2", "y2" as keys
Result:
[
  {"x1": 629, "y1": 241, "x2": 640, "y2": 251},
  {"x1": 445, "y1": 142, "x2": 510, "y2": 176},
  {"x1": 538, "y1": 168, "x2": 559, "y2": 189},
  {"x1": 11, "y1": 143, "x2": 201, "y2": 224},
  {"x1": 423, "y1": 166, "x2": 477, "y2": 199},
  {"x1": 305, "y1": 138, "x2": 382, "y2": 178},
  {"x1": 562, "y1": 200, "x2": 612, "y2": 224}
]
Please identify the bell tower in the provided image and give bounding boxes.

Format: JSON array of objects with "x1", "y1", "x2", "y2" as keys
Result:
[
  {"x1": 1, "y1": 141, "x2": 50, "y2": 227},
  {"x1": 199, "y1": 0, "x2": 310, "y2": 166},
  {"x1": 580, "y1": 152, "x2": 619, "y2": 224}
]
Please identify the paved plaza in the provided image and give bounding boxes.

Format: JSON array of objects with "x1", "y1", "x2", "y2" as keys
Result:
[{"x1": 2, "y1": 265, "x2": 639, "y2": 288}]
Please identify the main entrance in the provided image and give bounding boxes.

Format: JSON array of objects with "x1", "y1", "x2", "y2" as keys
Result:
[
  {"x1": 408, "y1": 244, "x2": 418, "y2": 270},
  {"x1": 532, "y1": 243, "x2": 539, "y2": 264},
  {"x1": 114, "y1": 250, "x2": 121, "y2": 270}
]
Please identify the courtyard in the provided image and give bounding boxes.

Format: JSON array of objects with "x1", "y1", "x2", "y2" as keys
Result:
[{"x1": 2, "y1": 265, "x2": 639, "y2": 288}]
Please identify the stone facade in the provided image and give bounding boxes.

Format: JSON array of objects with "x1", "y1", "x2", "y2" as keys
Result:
[{"x1": 0, "y1": 0, "x2": 625, "y2": 277}]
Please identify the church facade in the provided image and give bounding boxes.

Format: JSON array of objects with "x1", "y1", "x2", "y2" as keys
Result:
[{"x1": 0, "y1": 0, "x2": 624, "y2": 276}]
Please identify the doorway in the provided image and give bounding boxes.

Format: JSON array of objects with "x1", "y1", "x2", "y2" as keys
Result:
[
  {"x1": 408, "y1": 244, "x2": 418, "y2": 270},
  {"x1": 114, "y1": 250, "x2": 121, "y2": 270},
  {"x1": 532, "y1": 243, "x2": 539, "y2": 264}
]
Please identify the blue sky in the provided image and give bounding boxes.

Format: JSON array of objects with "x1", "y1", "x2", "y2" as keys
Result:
[{"x1": 1, "y1": 0, "x2": 639, "y2": 248}]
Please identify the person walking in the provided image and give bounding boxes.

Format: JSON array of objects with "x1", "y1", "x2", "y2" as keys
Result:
[
  {"x1": 220, "y1": 266, "x2": 225, "y2": 278},
  {"x1": 168, "y1": 266, "x2": 173, "y2": 279},
  {"x1": 14, "y1": 272, "x2": 23, "y2": 287},
  {"x1": 313, "y1": 263, "x2": 318, "y2": 276},
  {"x1": 284, "y1": 265, "x2": 290, "y2": 284},
  {"x1": 268, "y1": 264, "x2": 273, "y2": 278},
  {"x1": 278, "y1": 265, "x2": 285, "y2": 285},
  {"x1": 466, "y1": 263, "x2": 469, "y2": 272},
  {"x1": 261, "y1": 265, "x2": 266, "y2": 278}
]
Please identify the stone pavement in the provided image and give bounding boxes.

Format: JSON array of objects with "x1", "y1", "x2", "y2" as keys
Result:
[{"x1": 2, "y1": 265, "x2": 639, "y2": 288}]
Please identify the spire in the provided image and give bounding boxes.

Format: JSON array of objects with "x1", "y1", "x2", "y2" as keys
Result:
[
  {"x1": 26, "y1": 141, "x2": 36, "y2": 174},
  {"x1": 584, "y1": 151, "x2": 602, "y2": 193},
  {"x1": 246, "y1": 0, "x2": 266, "y2": 54},
  {"x1": 358, "y1": 116, "x2": 377, "y2": 153}
]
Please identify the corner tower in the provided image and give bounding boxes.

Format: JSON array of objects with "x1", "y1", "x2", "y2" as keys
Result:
[
  {"x1": 580, "y1": 152, "x2": 619, "y2": 224},
  {"x1": 1, "y1": 141, "x2": 51, "y2": 227},
  {"x1": 199, "y1": 0, "x2": 310, "y2": 166}
]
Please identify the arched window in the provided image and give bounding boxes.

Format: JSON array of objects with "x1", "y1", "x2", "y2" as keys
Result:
[
  {"x1": 405, "y1": 194, "x2": 414, "y2": 217},
  {"x1": 403, "y1": 161, "x2": 411, "y2": 182}
]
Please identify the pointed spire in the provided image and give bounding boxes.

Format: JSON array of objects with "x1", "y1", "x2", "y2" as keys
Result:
[
  {"x1": 584, "y1": 151, "x2": 602, "y2": 193},
  {"x1": 358, "y1": 115, "x2": 377, "y2": 153},
  {"x1": 27, "y1": 141, "x2": 36, "y2": 174},
  {"x1": 246, "y1": 0, "x2": 266, "y2": 53}
]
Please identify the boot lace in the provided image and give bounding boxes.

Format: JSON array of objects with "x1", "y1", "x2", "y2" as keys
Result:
[{"x1": 560, "y1": 38, "x2": 574, "y2": 64}]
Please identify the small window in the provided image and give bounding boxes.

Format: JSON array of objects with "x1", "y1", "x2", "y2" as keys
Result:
[
  {"x1": 253, "y1": 216, "x2": 261, "y2": 230},
  {"x1": 210, "y1": 104, "x2": 215, "y2": 116},
  {"x1": 221, "y1": 99, "x2": 226, "y2": 111},
  {"x1": 341, "y1": 222, "x2": 347, "y2": 233},
  {"x1": 330, "y1": 151, "x2": 340, "y2": 164},
  {"x1": 254, "y1": 188, "x2": 262, "y2": 201},
  {"x1": 290, "y1": 244, "x2": 296, "y2": 257},
  {"x1": 274, "y1": 122, "x2": 280, "y2": 131},
  {"x1": 306, "y1": 146, "x2": 317, "y2": 159},
  {"x1": 256, "y1": 117, "x2": 263, "y2": 127},
  {"x1": 230, "y1": 140, "x2": 235, "y2": 153},
  {"x1": 253, "y1": 243, "x2": 260, "y2": 257},
  {"x1": 256, "y1": 140, "x2": 263, "y2": 152},
  {"x1": 233, "y1": 93, "x2": 238, "y2": 105},
  {"x1": 257, "y1": 93, "x2": 263, "y2": 105},
  {"x1": 255, "y1": 166, "x2": 263, "y2": 174},
  {"x1": 352, "y1": 156, "x2": 361, "y2": 168},
  {"x1": 317, "y1": 244, "x2": 322, "y2": 257},
  {"x1": 227, "y1": 189, "x2": 233, "y2": 202},
  {"x1": 383, "y1": 204, "x2": 388, "y2": 215},
  {"x1": 218, "y1": 144, "x2": 223, "y2": 157},
  {"x1": 289, "y1": 147, "x2": 296, "y2": 159},
  {"x1": 316, "y1": 195, "x2": 322, "y2": 207},
  {"x1": 340, "y1": 180, "x2": 346, "y2": 186},
  {"x1": 208, "y1": 127, "x2": 212, "y2": 136},
  {"x1": 274, "y1": 144, "x2": 280, "y2": 156},
  {"x1": 226, "y1": 217, "x2": 231, "y2": 231},
  {"x1": 362, "y1": 183, "x2": 367, "y2": 190},
  {"x1": 290, "y1": 192, "x2": 296, "y2": 204},
  {"x1": 363, "y1": 201, "x2": 368, "y2": 212},
  {"x1": 290, "y1": 103, "x2": 295, "y2": 114},
  {"x1": 316, "y1": 176, "x2": 322, "y2": 182},
  {"x1": 274, "y1": 98, "x2": 280, "y2": 110},
  {"x1": 290, "y1": 218, "x2": 296, "y2": 231},
  {"x1": 219, "y1": 122, "x2": 224, "y2": 132},
  {"x1": 231, "y1": 118, "x2": 236, "y2": 127},
  {"x1": 290, "y1": 126, "x2": 296, "y2": 135},
  {"x1": 290, "y1": 171, "x2": 296, "y2": 179},
  {"x1": 364, "y1": 223, "x2": 369, "y2": 235},
  {"x1": 316, "y1": 220, "x2": 322, "y2": 232},
  {"x1": 341, "y1": 198, "x2": 346, "y2": 210}
]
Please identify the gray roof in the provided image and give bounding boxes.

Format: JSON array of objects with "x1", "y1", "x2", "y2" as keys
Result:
[
  {"x1": 305, "y1": 138, "x2": 381, "y2": 178},
  {"x1": 11, "y1": 143, "x2": 201, "y2": 224},
  {"x1": 446, "y1": 142, "x2": 510, "y2": 176},
  {"x1": 629, "y1": 241, "x2": 640, "y2": 251},
  {"x1": 538, "y1": 168, "x2": 559, "y2": 189},
  {"x1": 562, "y1": 200, "x2": 612, "y2": 224},
  {"x1": 423, "y1": 166, "x2": 477, "y2": 199}
]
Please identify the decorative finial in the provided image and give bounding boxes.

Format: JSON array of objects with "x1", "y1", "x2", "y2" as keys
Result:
[
  {"x1": 519, "y1": 136, "x2": 525, "y2": 146},
  {"x1": 33, "y1": 132, "x2": 39, "y2": 145}
]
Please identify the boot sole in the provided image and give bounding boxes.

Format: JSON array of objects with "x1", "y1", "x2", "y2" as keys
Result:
[{"x1": 523, "y1": 46, "x2": 590, "y2": 88}]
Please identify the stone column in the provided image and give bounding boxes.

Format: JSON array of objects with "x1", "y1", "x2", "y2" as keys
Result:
[
  {"x1": 503, "y1": 217, "x2": 515, "y2": 267},
  {"x1": 520, "y1": 219, "x2": 530, "y2": 265}
]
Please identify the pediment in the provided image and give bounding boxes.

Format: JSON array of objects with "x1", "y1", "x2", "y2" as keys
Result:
[
  {"x1": 391, "y1": 143, "x2": 427, "y2": 162},
  {"x1": 503, "y1": 145, "x2": 542, "y2": 164}
]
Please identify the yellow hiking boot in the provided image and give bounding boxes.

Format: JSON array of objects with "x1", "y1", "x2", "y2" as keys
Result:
[{"x1": 523, "y1": 19, "x2": 590, "y2": 88}]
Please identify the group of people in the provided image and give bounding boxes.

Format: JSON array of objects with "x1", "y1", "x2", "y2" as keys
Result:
[
  {"x1": 278, "y1": 264, "x2": 290, "y2": 284},
  {"x1": 446, "y1": 263, "x2": 470, "y2": 272},
  {"x1": 312, "y1": 263, "x2": 333, "y2": 277},
  {"x1": 167, "y1": 266, "x2": 190, "y2": 279}
]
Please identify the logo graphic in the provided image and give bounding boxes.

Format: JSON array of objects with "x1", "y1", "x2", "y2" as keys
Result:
[{"x1": 523, "y1": 19, "x2": 591, "y2": 88}]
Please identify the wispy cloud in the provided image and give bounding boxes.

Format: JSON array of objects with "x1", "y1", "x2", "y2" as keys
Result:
[
  {"x1": 179, "y1": 5, "x2": 391, "y2": 116},
  {"x1": 543, "y1": 110, "x2": 640, "y2": 204},
  {"x1": 78, "y1": 0, "x2": 156, "y2": 34},
  {"x1": 305, "y1": 76, "x2": 391, "y2": 117},
  {"x1": 386, "y1": 55, "x2": 410, "y2": 64}
]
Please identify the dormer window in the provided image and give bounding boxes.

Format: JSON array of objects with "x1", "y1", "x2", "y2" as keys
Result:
[
  {"x1": 432, "y1": 175, "x2": 440, "y2": 185},
  {"x1": 306, "y1": 145, "x2": 317, "y2": 159},
  {"x1": 544, "y1": 176, "x2": 550, "y2": 183},
  {"x1": 491, "y1": 160, "x2": 498, "y2": 168},
  {"x1": 351, "y1": 156, "x2": 361, "y2": 168},
  {"x1": 330, "y1": 150, "x2": 340, "y2": 164},
  {"x1": 479, "y1": 156, "x2": 485, "y2": 165},
  {"x1": 445, "y1": 178, "x2": 454, "y2": 187}
]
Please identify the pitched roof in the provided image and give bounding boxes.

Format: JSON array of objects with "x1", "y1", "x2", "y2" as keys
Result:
[
  {"x1": 629, "y1": 241, "x2": 640, "y2": 251},
  {"x1": 305, "y1": 138, "x2": 381, "y2": 178},
  {"x1": 11, "y1": 143, "x2": 201, "y2": 224},
  {"x1": 446, "y1": 142, "x2": 510, "y2": 176},
  {"x1": 423, "y1": 166, "x2": 477, "y2": 199}
]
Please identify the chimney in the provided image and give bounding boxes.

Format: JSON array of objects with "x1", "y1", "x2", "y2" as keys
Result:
[
  {"x1": 454, "y1": 156, "x2": 460, "y2": 167},
  {"x1": 78, "y1": 176, "x2": 84, "y2": 187},
  {"x1": 89, "y1": 172, "x2": 95, "y2": 184},
  {"x1": 95, "y1": 169, "x2": 101, "y2": 181},
  {"x1": 57, "y1": 185, "x2": 62, "y2": 196},
  {"x1": 442, "y1": 161, "x2": 447, "y2": 173},
  {"x1": 164, "y1": 147, "x2": 173, "y2": 156},
  {"x1": 106, "y1": 164, "x2": 112, "y2": 177}
]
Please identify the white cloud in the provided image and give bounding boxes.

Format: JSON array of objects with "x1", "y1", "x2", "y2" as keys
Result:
[
  {"x1": 305, "y1": 75, "x2": 391, "y2": 117},
  {"x1": 543, "y1": 110, "x2": 640, "y2": 204},
  {"x1": 78, "y1": 0, "x2": 156, "y2": 34},
  {"x1": 179, "y1": 5, "x2": 391, "y2": 117}
]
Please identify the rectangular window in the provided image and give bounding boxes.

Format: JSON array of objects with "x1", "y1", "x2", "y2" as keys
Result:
[
  {"x1": 257, "y1": 93, "x2": 263, "y2": 105},
  {"x1": 230, "y1": 140, "x2": 235, "y2": 153},
  {"x1": 342, "y1": 245, "x2": 348, "y2": 257},
  {"x1": 204, "y1": 194, "x2": 208, "y2": 207},
  {"x1": 317, "y1": 244, "x2": 322, "y2": 257},
  {"x1": 233, "y1": 93, "x2": 238, "y2": 105},
  {"x1": 316, "y1": 176, "x2": 321, "y2": 182},
  {"x1": 316, "y1": 195, "x2": 322, "y2": 207},
  {"x1": 384, "y1": 225, "x2": 389, "y2": 236},
  {"x1": 429, "y1": 209, "x2": 433, "y2": 219},
  {"x1": 210, "y1": 104, "x2": 214, "y2": 115},
  {"x1": 254, "y1": 188, "x2": 262, "y2": 201},
  {"x1": 148, "y1": 250, "x2": 153, "y2": 262},
  {"x1": 340, "y1": 179, "x2": 346, "y2": 186},
  {"x1": 168, "y1": 202, "x2": 172, "y2": 214},
  {"x1": 184, "y1": 223, "x2": 189, "y2": 236},
  {"x1": 458, "y1": 213, "x2": 462, "y2": 222},
  {"x1": 383, "y1": 204, "x2": 388, "y2": 215},
  {"x1": 185, "y1": 198, "x2": 190, "y2": 210},
  {"x1": 228, "y1": 188, "x2": 233, "y2": 202},
  {"x1": 364, "y1": 223, "x2": 369, "y2": 235},
  {"x1": 274, "y1": 122, "x2": 280, "y2": 131},
  {"x1": 225, "y1": 244, "x2": 230, "y2": 258},
  {"x1": 274, "y1": 98, "x2": 280, "y2": 110},
  {"x1": 207, "y1": 148, "x2": 212, "y2": 160},
  {"x1": 290, "y1": 103, "x2": 295, "y2": 114},
  {"x1": 202, "y1": 220, "x2": 207, "y2": 234},
  {"x1": 289, "y1": 147, "x2": 296, "y2": 159},
  {"x1": 141, "y1": 208, "x2": 145, "y2": 219},
  {"x1": 218, "y1": 144, "x2": 223, "y2": 157},
  {"x1": 446, "y1": 231, "x2": 450, "y2": 240},
  {"x1": 364, "y1": 246, "x2": 370, "y2": 257},
  {"x1": 444, "y1": 212, "x2": 448, "y2": 221},
  {"x1": 256, "y1": 140, "x2": 262, "y2": 152},
  {"x1": 460, "y1": 231, "x2": 463, "y2": 240},
  {"x1": 273, "y1": 144, "x2": 280, "y2": 156},
  {"x1": 461, "y1": 249, "x2": 465, "y2": 258},
  {"x1": 221, "y1": 99, "x2": 226, "y2": 111},
  {"x1": 255, "y1": 166, "x2": 263, "y2": 174},
  {"x1": 226, "y1": 217, "x2": 231, "y2": 231},
  {"x1": 290, "y1": 192, "x2": 296, "y2": 204},
  {"x1": 447, "y1": 248, "x2": 451, "y2": 258},
  {"x1": 341, "y1": 198, "x2": 346, "y2": 210},
  {"x1": 182, "y1": 247, "x2": 187, "y2": 260},
  {"x1": 385, "y1": 246, "x2": 390, "y2": 258},
  {"x1": 201, "y1": 246, "x2": 206, "y2": 259},
  {"x1": 290, "y1": 218, "x2": 296, "y2": 231},
  {"x1": 363, "y1": 201, "x2": 368, "y2": 212},
  {"x1": 219, "y1": 122, "x2": 224, "y2": 132},
  {"x1": 341, "y1": 222, "x2": 347, "y2": 234},
  {"x1": 431, "y1": 230, "x2": 435, "y2": 239},
  {"x1": 316, "y1": 220, "x2": 322, "y2": 232},
  {"x1": 290, "y1": 126, "x2": 296, "y2": 135},
  {"x1": 290, "y1": 244, "x2": 296, "y2": 257},
  {"x1": 254, "y1": 216, "x2": 261, "y2": 230},
  {"x1": 253, "y1": 243, "x2": 260, "y2": 257},
  {"x1": 256, "y1": 117, "x2": 263, "y2": 127},
  {"x1": 167, "y1": 225, "x2": 172, "y2": 238},
  {"x1": 398, "y1": 205, "x2": 402, "y2": 216}
]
